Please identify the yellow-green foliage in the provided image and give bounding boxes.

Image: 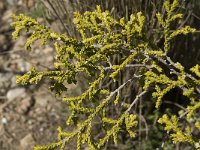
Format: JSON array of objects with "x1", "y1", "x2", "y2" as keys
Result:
[
  {"x1": 11, "y1": 0, "x2": 200, "y2": 149},
  {"x1": 158, "y1": 115, "x2": 195, "y2": 145}
]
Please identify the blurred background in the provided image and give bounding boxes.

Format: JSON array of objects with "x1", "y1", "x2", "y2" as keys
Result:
[{"x1": 0, "y1": 0, "x2": 199, "y2": 149}]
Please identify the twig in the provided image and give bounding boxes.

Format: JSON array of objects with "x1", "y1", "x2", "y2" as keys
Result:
[
  {"x1": 104, "y1": 64, "x2": 151, "y2": 71},
  {"x1": 46, "y1": 0, "x2": 69, "y2": 33},
  {"x1": 140, "y1": 115, "x2": 149, "y2": 140},
  {"x1": 127, "y1": 91, "x2": 147, "y2": 112},
  {"x1": 163, "y1": 101, "x2": 187, "y2": 111},
  {"x1": 166, "y1": 56, "x2": 197, "y2": 80},
  {"x1": 156, "y1": 56, "x2": 200, "y2": 94}
]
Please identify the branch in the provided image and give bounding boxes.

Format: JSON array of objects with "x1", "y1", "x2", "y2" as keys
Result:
[
  {"x1": 127, "y1": 91, "x2": 147, "y2": 112},
  {"x1": 104, "y1": 64, "x2": 152, "y2": 71}
]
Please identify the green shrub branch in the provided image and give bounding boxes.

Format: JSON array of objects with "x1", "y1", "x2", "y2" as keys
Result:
[{"x1": 11, "y1": 0, "x2": 200, "y2": 149}]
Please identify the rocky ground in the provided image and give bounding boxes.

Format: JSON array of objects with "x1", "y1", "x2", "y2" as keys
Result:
[{"x1": 0, "y1": 1, "x2": 77, "y2": 149}]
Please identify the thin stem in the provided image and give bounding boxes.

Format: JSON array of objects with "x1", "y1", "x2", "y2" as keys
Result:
[{"x1": 46, "y1": 0, "x2": 69, "y2": 33}]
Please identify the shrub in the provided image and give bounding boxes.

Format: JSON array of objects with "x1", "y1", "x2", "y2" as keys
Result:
[{"x1": 11, "y1": 0, "x2": 200, "y2": 149}]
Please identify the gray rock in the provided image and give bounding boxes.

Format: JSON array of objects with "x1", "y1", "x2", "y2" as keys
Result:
[
  {"x1": 14, "y1": 59, "x2": 32, "y2": 72},
  {"x1": 20, "y1": 133, "x2": 35, "y2": 150},
  {"x1": 0, "y1": 72, "x2": 13, "y2": 94},
  {"x1": 0, "y1": 72, "x2": 13, "y2": 83},
  {"x1": 3, "y1": 59, "x2": 32, "y2": 72},
  {"x1": 35, "y1": 94, "x2": 50, "y2": 107},
  {"x1": 2, "y1": 9, "x2": 13, "y2": 22},
  {"x1": 6, "y1": 88, "x2": 26, "y2": 101},
  {"x1": 12, "y1": 37, "x2": 26, "y2": 51},
  {"x1": 17, "y1": 96, "x2": 34, "y2": 114},
  {"x1": 7, "y1": 0, "x2": 14, "y2": 5},
  {"x1": 11, "y1": 76, "x2": 17, "y2": 88}
]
